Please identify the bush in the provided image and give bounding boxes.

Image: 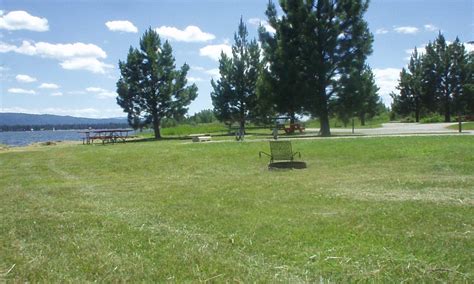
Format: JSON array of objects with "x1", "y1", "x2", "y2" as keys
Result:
[
  {"x1": 421, "y1": 114, "x2": 444, "y2": 123},
  {"x1": 400, "y1": 116, "x2": 416, "y2": 123}
]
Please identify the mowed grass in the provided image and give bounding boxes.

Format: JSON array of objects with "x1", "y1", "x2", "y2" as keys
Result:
[
  {"x1": 0, "y1": 136, "x2": 473, "y2": 282},
  {"x1": 447, "y1": 122, "x2": 474, "y2": 131}
]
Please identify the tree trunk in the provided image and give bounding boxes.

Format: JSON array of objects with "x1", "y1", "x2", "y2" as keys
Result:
[
  {"x1": 360, "y1": 113, "x2": 366, "y2": 126},
  {"x1": 290, "y1": 111, "x2": 295, "y2": 125},
  {"x1": 318, "y1": 90, "x2": 331, "y2": 137},
  {"x1": 444, "y1": 94, "x2": 451, "y2": 122},
  {"x1": 239, "y1": 118, "x2": 245, "y2": 134},
  {"x1": 415, "y1": 97, "x2": 420, "y2": 122},
  {"x1": 153, "y1": 117, "x2": 161, "y2": 139}
]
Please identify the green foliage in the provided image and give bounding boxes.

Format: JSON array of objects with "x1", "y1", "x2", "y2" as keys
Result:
[
  {"x1": 334, "y1": 65, "x2": 381, "y2": 126},
  {"x1": 186, "y1": 109, "x2": 217, "y2": 124},
  {"x1": 211, "y1": 19, "x2": 262, "y2": 131},
  {"x1": 117, "y1": 28, "x2": 198, "y2": 139},
  {"x1": 420, "y1": 113, "x2": 445, "y2": 123},
  {"x1": 1, "y1": 136, "x2": 473, "y2": 281},
  {"x1": 258, "y1": 0, "x2": 307, "y2": 122},
  {"x1": 392, "y1": 33, "x2": 473, "y2": 122},
  {"x1": 261, "y1": 0, "x2": 373, "y2": 136}
]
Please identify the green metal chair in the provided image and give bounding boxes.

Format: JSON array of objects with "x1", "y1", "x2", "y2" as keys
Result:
[{"x1": 259, "y1": 140, "x2": 301, "y2": 163}]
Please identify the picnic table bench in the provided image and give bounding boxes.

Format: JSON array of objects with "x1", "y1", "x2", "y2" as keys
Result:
[
  {"x1": 188, "y1": 134, "x2": 212, "y2": 142},
  {"x1": 79, "y1": 129, "x2": 133, "y2": 145},
  {"x1": 276, "y1": 123, "x2": 305, "y2": 134}
]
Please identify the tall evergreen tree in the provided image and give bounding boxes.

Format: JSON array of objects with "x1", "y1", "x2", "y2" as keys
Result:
[
  {"x1": 259, "y1": 1, "x2": 307, "y2": 123},
  {"x1": 396, "y1": 48, "x2": 424, "y2": 122},
  {"x1": 335, "y1": 65, "x2": 380, "y2": 127},
  {"x1": 393, "y1": 34, "x2": 473, "y2": 121},
  {"x1": 262, "y1": 0, "x2": 373, "y2": 136},
  {"x1": 334, "y1": 68, "x2": 363, "y2": 127},
  {"x1": 211, "y1": 18, "x2": 262, "y2": 132},
  {"x1": 117, "y1": 28, "x2": 198, "y2": 139},
  {"x1": 420, "y1": 42, "x2": 440, "y2": 114},
  {"x1": 449, "y1": 38, "x2": 468, "y2": 117},
  {"x1": 463, "y1": 51, "x2": 474, "y2": 115},
  {"x1": 392, "y1": 68, "x2": 415, "y2": 118},
  {"x1": 357, "y1": 66, "x2": 380, "y2": 125}
]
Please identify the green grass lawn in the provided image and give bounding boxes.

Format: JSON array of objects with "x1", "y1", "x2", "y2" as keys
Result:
[
  {"x1": 0, "y1": 136, "x2": 473, "y2": 282},
  {"x1": 305, "y1": 113, "x2": 390, "y2": 129},
  {"x1": 447, "y1": 122, "x2": 474, "y2": 131}
]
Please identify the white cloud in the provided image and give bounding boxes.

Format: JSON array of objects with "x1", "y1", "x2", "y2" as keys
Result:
[
  {"x1": 105, "y1": 20, "x2": 138, "y2": 33},
  {"x1": 86, "y1": 87, "x2": 107, "y2": 92},
  {"x1": 67, "y1": 90, "x2": 86, "y2": 95},
  {"x1": 85, "y1": 87, "x2": 116, "y2": 99},
  {"x1": 191, "y1": 66, "x2": 220, "y2": 79},
  {"x1": 2, "y1": 41, "x2": 107, "y2": 59},
  {"x1": 0, "y1": 40, "x2": 111, "y2": 74},
  {"x1": 199, "y1": 44, "x2": 232, "y2": 61},
  {"x1": 424, "y1": 24, "x2": 438, "y2": 32},
  {"x1": 155, "y1": 25, "x2": 215, "y2": 42},
  {"x1": 375, "y1": 28, "x2": 389, "y2": 35},
  {"x1": 8, "y1": 88, "x2": 36, "y2": 94},
  {"x1": 51, "y1": 92, "x2": 63, "y2": 97},
  {"x1": 464, "y1": 42, "x2": 474, "y2": 53},
  {"x1": 191, "y1": 66, "x2": 206, "y2": 72},
  {"x1": 394, "y1": 26, "x2": 419, "y2": 34},
  {"x1": 187, "y1": 76, "x2": 203, "y2": 83},
  {"x1": 39, "y1": 83, "x2": 59, "y2": 89},
  {"x1": 206, "y1": 68, "x2": 220, "y2": 78},
  {"x1": 373, "y1": 68, "x2": 401, "y2": 106},
  {"x1": 60, "y1": 58, "x2": 113, "y2": 74},
  {"x1": 0, "y1": 10, "x2": 49, "y2": 32},
  {"x1": 247, "y1": 18, "x2": 276, "y2": 34},
  {"x1": 16, "y1": 74, "x2": 37, "y2": 83}
]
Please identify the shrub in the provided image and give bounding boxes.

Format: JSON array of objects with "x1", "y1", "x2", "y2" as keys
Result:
[{"x1": 421, "y1": 114, "x2": 444, "y2": 123}]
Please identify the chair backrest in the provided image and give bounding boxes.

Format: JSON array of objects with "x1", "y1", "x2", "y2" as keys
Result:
[{"x1": 269, "y1": 141, "x2": 293, "y2": 161}]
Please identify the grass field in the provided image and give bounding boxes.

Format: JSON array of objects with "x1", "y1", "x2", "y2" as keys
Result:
[
  {"x1": 447, "y1": 122, "x2": 474, "y2": 131},
  {"x1": 0, "y1": 136, "x2": 473, "y2": 282}
]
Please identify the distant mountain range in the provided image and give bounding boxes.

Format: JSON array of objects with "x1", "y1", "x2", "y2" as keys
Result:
[{"x1": 0, "y1": 113, "x2": 128, "y2": 126}]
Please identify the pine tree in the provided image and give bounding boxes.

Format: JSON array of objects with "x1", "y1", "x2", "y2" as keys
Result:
[
  {"x1": 357, "y1": 66, "x2": 380, "y2": 125},
  {"x1": 463, "y1": 52, "x2": 474, "y2": 115},
  {"x1": 449, "y1": 38, "x2": 468, "y2": 117},
  {"x1": 334, "y1": 67, "x2": 363, "y2": 127},
  {"x1": 211, "y1": 18, "x2": 262, "y2": 132},
  {"x1": 420, "y1": 42, "x2": 440, "y2": 114},
  {"x1": 262, "y1": 0, "x2": 373, "y2": 136},
  {"x1": 259, "y1": 0, "x2": 307, "y2": 123},
  {"x1": 393, "y1": 68, "x2": 415, "y2": 119},
  {"x1": 117, "y1": 28, "x2": 198, "y2": 139}
]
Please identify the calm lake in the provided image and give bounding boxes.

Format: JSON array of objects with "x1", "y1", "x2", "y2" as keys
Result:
[{"x1": 0, "y1": 130, "x2": 85, "y2": 146}]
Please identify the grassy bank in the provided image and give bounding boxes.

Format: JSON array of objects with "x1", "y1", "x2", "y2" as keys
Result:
[{"x1": 0, "y1": 136, "x2": 472, "y2": 281}]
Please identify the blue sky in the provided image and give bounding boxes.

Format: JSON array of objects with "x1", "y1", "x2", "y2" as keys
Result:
[{"x1": 1, "y1": 0, "x2": 473, "y2": 118}]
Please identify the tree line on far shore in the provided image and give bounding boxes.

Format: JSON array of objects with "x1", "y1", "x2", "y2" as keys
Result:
[{"x1": 115, "y1": 0, "x2": 473, "y2": 139}]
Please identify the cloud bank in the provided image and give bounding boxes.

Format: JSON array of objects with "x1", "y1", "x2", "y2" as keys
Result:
[
  {"x1": 0, "y1": 41, "x2": 112, "y2": 74},
  {"x1": 0, "y1": 10, "x2": 49, "y2": 32},
  {"x1": 105, "y1": 20, "x2": 138, "y2": 33},
  {"x1": 155, "y1": 25, "x2": 215, "y2": 42}
]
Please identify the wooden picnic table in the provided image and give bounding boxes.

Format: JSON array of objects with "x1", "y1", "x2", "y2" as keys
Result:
[
  {"x1": 78, "y1": 129, "x2": 133, "y2": 144},
  {"x1": 279, "y1": 123, "x2": 305, "y2": 134}
]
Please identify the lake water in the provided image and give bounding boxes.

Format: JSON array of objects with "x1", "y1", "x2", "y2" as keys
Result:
[{"x1": 0, "y1": 130, "x2": 85, "y2": 146}]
